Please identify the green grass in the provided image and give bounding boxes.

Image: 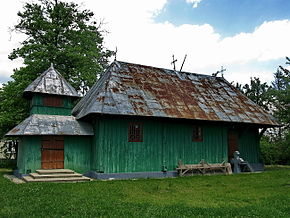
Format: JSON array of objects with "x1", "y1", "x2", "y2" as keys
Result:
[{"x1": 1, "y1": 166, "x2": 290, "y2": 217}]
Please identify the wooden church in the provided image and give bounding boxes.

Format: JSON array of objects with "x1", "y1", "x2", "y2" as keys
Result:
[{"x1": 7, "y1": 61, "x2": 278, "y2": 179}]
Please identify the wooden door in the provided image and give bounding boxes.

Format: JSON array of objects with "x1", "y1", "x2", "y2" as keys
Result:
[
  {"x1": 228, "y1": 131, "x2": 238, "y2": 160},
  {"x1": 41, "y1": 136, "x2": 64, "y2": 169}
]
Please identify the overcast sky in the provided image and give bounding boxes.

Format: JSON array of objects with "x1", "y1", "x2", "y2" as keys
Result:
[{"x1": 1, "y1": 0, "x2": 290, "y2": 87}]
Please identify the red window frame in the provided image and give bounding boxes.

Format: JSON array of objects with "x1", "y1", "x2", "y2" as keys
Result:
[
  {"x1": 128, "y1": 122, "x2": 143, "y2": 142},
  {"x1": 43, "y1": 96, "x2": 63, "y2": 107},
  {"x1": 192, "y1": 125, "x2": 203, "y2": 142}
]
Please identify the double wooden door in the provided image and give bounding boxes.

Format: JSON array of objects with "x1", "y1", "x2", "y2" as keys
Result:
[{"x1": 41, "y1": 136, "x2": 64, "y2": 169}]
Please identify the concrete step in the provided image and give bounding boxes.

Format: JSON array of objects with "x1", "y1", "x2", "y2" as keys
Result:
[
  {"x1": 36, "y1": 169, "x2": 75, "y2": 175},
  {"x1": 23, "y1": 175, "x2": 91, "y2": 183},
  {"x1": 30, "y1": 173, "x2": 83, "y2": 179}
]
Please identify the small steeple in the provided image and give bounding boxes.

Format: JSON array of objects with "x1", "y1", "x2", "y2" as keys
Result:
[{"x1": 23, "y1": 65, "x2": 79, "y2": 98}]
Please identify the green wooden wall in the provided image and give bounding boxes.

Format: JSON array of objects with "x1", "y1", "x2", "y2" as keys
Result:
[
  {"x1": 16, "y1": 117, "x2": 262, "y2": 175},
  {"x1": 64, "y1": 136, "x2": 92, "y2": 173},
  {"x1": 30, "y1": 94, "x2": 73, "y2": 115},
  {"x1": 92, "y1": 117, "x2": 229, "y2": 173},
  {"x1": 17, "y1": 136, "x2": 92, "y2": 174},
  {"x1": 17, "y1": 136, "x2": 41, "y2": 174},
  {"x1": 239, "y1": 127, "x2": 262, "y2": 163}
]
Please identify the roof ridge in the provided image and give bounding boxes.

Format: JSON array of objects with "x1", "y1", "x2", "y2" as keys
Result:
[{"x1": 114, "y1": 60, "x2": 218, "y2": 79}]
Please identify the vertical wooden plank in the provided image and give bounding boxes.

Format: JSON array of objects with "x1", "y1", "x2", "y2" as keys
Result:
[
  {"x1": 64, "y1": 136, "x2": 91, "y2": 173},
  {"x1": 17, "y1": 136, "x2": 41, "y2": 174},
  {"x1": 239, "y1": 127, "x2": 261, "y2": 163}
]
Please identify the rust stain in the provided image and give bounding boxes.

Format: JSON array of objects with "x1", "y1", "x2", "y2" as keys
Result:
[
  {"x1": 11, "y1": 128, "x2": 20, "y2": 133},
  {"x1": 128, "y1": 62, "x2": 277, "y2": 125},
  {"x1": 74, "y1": 61, "x2": 278, "y2": 126},
  {"x1": 96, "y1": 96, "x2": 105, "y2": 102},
  {"x1": 128, "y1": 95, "x2": 144, "y2": 100},
  {"x1": 112, "y1": 87, "x2": 120, "y2": 93}
]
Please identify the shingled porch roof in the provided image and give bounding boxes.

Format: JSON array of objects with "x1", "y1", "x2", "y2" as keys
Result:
[
  {"x1": 6, "y1": 114, "x2": 93, "y2": 136},
  {"x1": 72, "y1": 61, "x2": 278, "y2": 126}
]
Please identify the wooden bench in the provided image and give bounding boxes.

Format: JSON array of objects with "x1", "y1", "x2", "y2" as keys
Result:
[{"x1": 176, "y1": 160, "x2": 232, "y2": 176}]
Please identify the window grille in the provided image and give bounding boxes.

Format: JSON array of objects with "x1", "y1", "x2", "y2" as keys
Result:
[
  {"x1": 128, "y1": 123, "x2": 143, "y2": 142},
  {"x1": 192, "y1": 125, "x2": 203, "y2": 142}
]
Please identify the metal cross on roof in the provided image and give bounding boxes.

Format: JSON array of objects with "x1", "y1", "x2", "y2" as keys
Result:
[
  {"x1": 212, "y1": 66, "x2": 226, "y2": 77},
  {"x1": 171, "y1": 55, "x2": 177, "y2": 71},
  {"x1": 220, "y1": 66, "x2": 226, "y2": 74},
  {"x1": 114, "y1": 47, "x2": 118, "y2": 61}
]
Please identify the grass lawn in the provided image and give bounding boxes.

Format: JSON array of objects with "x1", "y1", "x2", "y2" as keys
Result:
[{"x1": 1, "y1": 166, "x2": 290, "y2": 217}]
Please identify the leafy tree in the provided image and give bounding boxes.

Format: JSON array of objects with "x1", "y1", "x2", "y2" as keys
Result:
[
  {"x1": 259, "y1": 57, "x2": 290, "y2": 165},
  {"x1": 260, "y1": 132, "x2": 290, "y2": 165},
  {"x1": 235, "y1": 77, "x2": 272, "y2": 111},
  {"x1": 0, "y1": 80, "x2": 29, "y2": 138},
  {"x1": 233, "y1": 58, "x2": 290, "y2": 164},
  {"x1": 242, "y1": 77, "x2": 271, "y2": 110},
  {"x1": 234, "y1": 82, "x2": 243, "y2": 93},
  {"x1": 9, "y1": 0, "x2": 113, "y2": 91},
  {"x1": 0, "y1": 0, "x2": 113, "y2": 138},
  {"x1": 271, "y1": 61, "x2": 290, "y2": 126}
]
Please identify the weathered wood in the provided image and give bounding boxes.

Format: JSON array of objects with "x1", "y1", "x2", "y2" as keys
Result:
[
  {"x1": 176, "y1": 159, "x2": 232, "y2": 176},
  {"x1": 41, "y1": 136, "x2": 64, "y2": 169}
]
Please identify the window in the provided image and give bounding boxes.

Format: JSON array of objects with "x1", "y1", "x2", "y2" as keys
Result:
[
  {"x1": 43, "y1": 96, "x2": 63, "y2": 107},
  {"x1": 192, "y1": 125, "x2": 203, "y2": 142},
  {"x1": 128, "y1": 123, "x2": 143, "y2": 142}
]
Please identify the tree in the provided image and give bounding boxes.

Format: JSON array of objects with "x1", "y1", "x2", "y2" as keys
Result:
[
  {"x1": 9, "y1": 0, "x2": 113, "y2": 91},
  {"x1": 259, "y1": 57, "x2": 290, "y2": 165},
  {"x1": 243, "y1": 77, "x2": 272, "y2": 111},
  {"x1": 0, "y1": 0, "x2": 113, "y2": 138},
  {"x1": 235, "y1": 77, "x2": 272, "y2": 111},
  {"x1": 234, "y1": 82, "x2": 243, "y2": 93},
  {"x1": 271, "y1": 59, "x2": 290, "y2": 126},
  {"x1": 233, "y1": 58, "x2": 290, "y2": 164}
]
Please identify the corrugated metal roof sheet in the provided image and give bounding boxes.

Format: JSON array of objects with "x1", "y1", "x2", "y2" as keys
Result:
[
  {"x1": 72, "y1": 61, "x2": 278, "y2": 126},
  {"x1": 6, "y1": 114, "x2": 93, "y2": 136},
  {"x1": 23, "y1": 65, "x2": 79, "y2": 98}
]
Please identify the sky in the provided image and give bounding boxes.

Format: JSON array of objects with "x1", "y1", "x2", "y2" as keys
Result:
[{"x1": 1, "y1": 0, "x2": 290, "y2": 87}]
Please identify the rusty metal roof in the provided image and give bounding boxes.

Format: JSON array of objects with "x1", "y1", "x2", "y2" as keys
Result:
[
  {"x1": 72, "y1": 61, "x2": 278, "y2": 126},
  {"x1": 6, "y1": 114, "x2": 93, "y2": 136},
  {"x1": 23, "y1": 65, "x2": 79, "y2": 98}
]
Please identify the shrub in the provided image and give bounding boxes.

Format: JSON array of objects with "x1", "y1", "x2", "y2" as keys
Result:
[
  {"x1": 260, "y1": 134, "x2": 290, "y2": 165},
  {"x1": 0, "y1": 158, "x2": 16, "y2": 168}
]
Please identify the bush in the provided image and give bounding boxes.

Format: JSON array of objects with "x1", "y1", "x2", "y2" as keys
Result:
[
  {"x1": 260, "y1": 135, "x2": 290, "y2": 165},
  {"x1": 0, "y1": 158, "x2": 16, "y2": 168}
]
